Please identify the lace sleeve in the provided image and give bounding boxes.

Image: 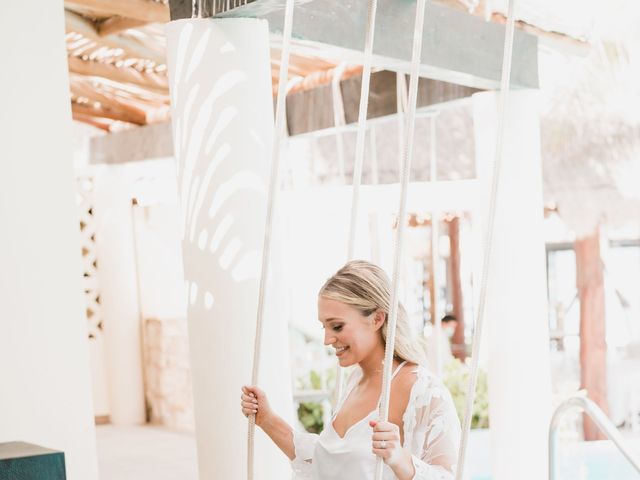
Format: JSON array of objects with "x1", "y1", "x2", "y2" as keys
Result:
[
  {"x1": 403, "y1": 366, "x2": 462, "y2": 480},
  {"x1": 291, "y1": 430, "x2": 318, "y2": 478}
]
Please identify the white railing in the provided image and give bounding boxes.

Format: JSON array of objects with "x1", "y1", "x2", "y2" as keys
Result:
[{"x1": 549, "y1": 393, "x2": 640, "y2": 479}]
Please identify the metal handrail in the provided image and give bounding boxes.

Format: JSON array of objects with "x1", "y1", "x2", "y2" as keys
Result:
[{"x1": 549, "y1": 393, "x2": 640, "y2": 479}]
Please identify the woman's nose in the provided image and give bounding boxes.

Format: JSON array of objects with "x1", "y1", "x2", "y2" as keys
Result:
[{"x1": 324, "y1": 331, "x2": 335, "y2": 346}]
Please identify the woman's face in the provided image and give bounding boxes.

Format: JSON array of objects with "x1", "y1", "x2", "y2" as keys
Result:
[{"x1": 318, "y1": 296, "x2": 384, "y2": 367}]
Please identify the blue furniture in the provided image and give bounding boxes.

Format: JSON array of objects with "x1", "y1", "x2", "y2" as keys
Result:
[{"x1": 0, "y1": 442, "x2": 65, "y2": 480}]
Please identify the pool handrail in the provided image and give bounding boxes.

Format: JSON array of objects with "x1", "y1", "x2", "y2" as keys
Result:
[{"x1": 549, "y1": 393, "x2": 640, "y2": 479}]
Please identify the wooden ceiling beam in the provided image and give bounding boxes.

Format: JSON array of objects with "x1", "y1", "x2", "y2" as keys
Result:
[
  {"x1": 434, "y1": 0, "x2": 590, "y2": 53},
  {"x1": 72, "y1": 100, "x2": 146, "y2": 125},
  {"x1": 97, "y1": 16, "x2": 149, "y2": 37},
  {"x1": 71, "y1": 77, "x2": 170, "y2": 126},
  {"x1": 72, "y1": 112, "x2": 115, "y2": 131},
  {"x1": 65, "y1": 9, "x2": 166, "y2": 64},
  {"x1": 68, "y1": 55, "x2": 169, "y2": 92},
  {"x1": 64, "y1": 0, "x2": 170, "y2": 24}
]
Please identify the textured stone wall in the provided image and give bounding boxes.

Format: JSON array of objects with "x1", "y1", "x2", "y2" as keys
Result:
[{"x1": 144, "y1": 318, "x2": 195, "y2": 431}]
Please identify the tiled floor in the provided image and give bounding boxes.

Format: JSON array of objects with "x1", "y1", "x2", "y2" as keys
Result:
[{"x1": 96, "y1": 425, "x2": 198, "y2": 480}]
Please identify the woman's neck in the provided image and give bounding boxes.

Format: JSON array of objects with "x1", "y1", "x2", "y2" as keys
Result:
[{"x1": 358, "y1": 342, "x2": 399, "y2": 381}]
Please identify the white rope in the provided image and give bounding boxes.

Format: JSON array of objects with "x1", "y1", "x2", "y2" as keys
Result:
[
  {"x1": 454, "y1": 1, "x2": 518, "y2": 478},
  {"x1": 334, "y1": 0, "x2": 379, "y2": 410},
  {"x1": 246, "y1": 0, "x2": 295, "y2": 478},
  {"x1": 331, "y1": 62, "x2": 349, "y2": 183},
  {"x1": 396, "y1": 72, "x2": 408, "y2": 175},
  {"x1": 346, "y1": 0, "x2": 378, "y2": 262},
  {"x1": 429, "y1": 115, "x2": 442, "y2": 377},
  {"x1": 374, "y1": 0, "x2": 428, "y2": 478}
]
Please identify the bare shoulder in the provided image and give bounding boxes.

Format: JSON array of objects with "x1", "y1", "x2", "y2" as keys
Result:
[
  {"x1": 393, "y1": 362, "x2": 419, "y2": 396},
  {"x1": 388, "y1": 362, "x2": 419, "y2": 428},
  {"x1": 390, "y1": 363, "x2": 419, "y2": 407}
]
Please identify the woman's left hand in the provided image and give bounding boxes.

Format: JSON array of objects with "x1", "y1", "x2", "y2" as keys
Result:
[{"x1": 370, "y1": 420, "x2": 406, "y2": 469}]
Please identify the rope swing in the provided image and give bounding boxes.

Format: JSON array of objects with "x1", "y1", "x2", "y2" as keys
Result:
[
  {"x1": 243, "y1": 0, "x2": 518, "y2": 477},
  {"x1": 455, "y1": 1, "x2": 518, "y2": 478},
  {"x1": 246, "y1": 0, "x2": 295, "y2": 478},
  {"x1": 335, "y1": 0, "x2": 380, "y2": 409},
  {"x1": 375, "y1": 0, "x2": 428, "y2": 477}
]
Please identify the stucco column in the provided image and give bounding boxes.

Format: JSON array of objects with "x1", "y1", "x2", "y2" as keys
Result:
[
  {"x1": 166, "y1": 18, "x2": 293, "y2": 479},
  {"x1": 472, "y1": 90, "x2": 552, "y2": 480},
  {"x1": 93, "y1": 166, "x2": 147, "y2": 425},
  {"x1": 0, "y1": 1, "x2": 98, "y2": 478}
]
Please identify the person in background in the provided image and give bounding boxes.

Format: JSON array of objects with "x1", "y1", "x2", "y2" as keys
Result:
[{"x1": 425, "y1": 314, "x2": 458, "y2": 371}]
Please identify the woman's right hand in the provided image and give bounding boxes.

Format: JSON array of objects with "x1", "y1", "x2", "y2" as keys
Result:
[{"x1": 240, "y1": 385, "x2": 273, "y2": 428}]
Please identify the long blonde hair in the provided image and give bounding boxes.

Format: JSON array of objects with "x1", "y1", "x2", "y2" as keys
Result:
[{"x1": 319, "y1": 260, "x2": 425, "y2": 365}]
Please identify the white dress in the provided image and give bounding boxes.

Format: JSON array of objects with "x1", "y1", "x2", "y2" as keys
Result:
[{"x1": 292, "y1": 363, "x2": 461, "y2": 479}]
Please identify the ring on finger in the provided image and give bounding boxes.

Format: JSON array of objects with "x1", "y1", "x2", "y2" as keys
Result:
[{"x1": 380, "y1": 440, "x2": 387, "y2": 449}]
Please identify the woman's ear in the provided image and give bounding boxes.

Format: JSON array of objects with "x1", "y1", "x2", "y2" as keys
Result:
[{"x1": 372, "y1": 310, "x2": 386, "y2": 331}]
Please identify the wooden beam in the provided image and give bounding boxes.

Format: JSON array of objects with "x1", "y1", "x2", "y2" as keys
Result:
[
  {"x1": 72, "y1": 112, "x2": 114, "y2": 131},
  {"x1": 448, "y1": 216, "x2": 466, "y2": 361},
  {"x1": 89, "y1": 122, "x2": 175, "y2": 164},
  {"x1": 72, "y1": 100, "x2": 146, "y2": 125},
  {"x1": 65, "y1": 0, "x2": 170, "y2": 24},
  {"x1": 65, "y1": 9, "x2": 166, "y2": 65},
  {"x1": 70, "y1": 77, "x2": 162, "y2": 125},
  {"x1": 68, "y1": 56, "x2": 169, "y2": 92},
  {"x1": 286, "y1": 70, "x2": 479, "y2": 136},
  {"x1": 186, "y1": 0, "x2": 539, "y2": 90},
  {"x1": 97, "y1": 16, "x2": 149, "y2": 37},
  {"x1": 575, "y1": 230, "x2": 609, "y2": 441},
  {"x1": 434, "y1": 0, "x2": 589, "y2": 52}
]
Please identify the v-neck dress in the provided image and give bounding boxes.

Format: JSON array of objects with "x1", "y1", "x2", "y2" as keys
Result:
[{"x1": 291, "y1": 363, "x2": 461, "y2": 479}]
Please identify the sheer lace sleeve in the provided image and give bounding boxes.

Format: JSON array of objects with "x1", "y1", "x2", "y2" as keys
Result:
[
  {"x1": 292, "y1": 430, "x2": 318, "y2": 478},
  {"x1": 402, "y1": 366, "x2": 461, "y2": 479}
]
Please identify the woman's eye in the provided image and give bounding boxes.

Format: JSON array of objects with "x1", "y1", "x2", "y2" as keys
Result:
[{"x1": 332, "y1": 325, "x2": 343, "y2": 332}]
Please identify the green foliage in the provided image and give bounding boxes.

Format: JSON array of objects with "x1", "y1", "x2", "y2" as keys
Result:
[
  {"x1": 296, "y1": 368, "x2": 332, "y2": 434},
  {"x1": 297, "y1": 401, "x2": 324, "y2": 434},
  {"x1": 442, "y1": 358, "x2": 490, "y2": 429}
]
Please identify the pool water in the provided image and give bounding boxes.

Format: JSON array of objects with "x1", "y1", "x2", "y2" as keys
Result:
[{"x1": 465, "y1": 430, "x2": 640, "y2": 479}]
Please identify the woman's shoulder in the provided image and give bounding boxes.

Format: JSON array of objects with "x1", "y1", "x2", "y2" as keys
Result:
[{"x1": 397, "y1": 363, "x2": 449, "y2": 399}]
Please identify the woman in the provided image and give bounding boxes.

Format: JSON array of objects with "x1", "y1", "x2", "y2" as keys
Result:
[{"x1": 241, "y1": 260, "x2": 461, "y2": 479}]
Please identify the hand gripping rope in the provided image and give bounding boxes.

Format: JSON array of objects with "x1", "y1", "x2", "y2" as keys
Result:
[
  {"x1": 246, "y1": 0, "x2": 295, "y2": 478},
  {"x1": 375, "y1": 0, "x2": 429, "y2": 478}
]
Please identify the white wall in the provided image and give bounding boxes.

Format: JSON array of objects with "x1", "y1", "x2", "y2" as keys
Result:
[{"x1": 0, "y1": 1, "x2": 98, "y2": 478}]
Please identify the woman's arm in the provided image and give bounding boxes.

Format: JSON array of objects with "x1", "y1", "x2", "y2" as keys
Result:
[{"x1": 241, "y1": 386, "x2": 296, "y2": 460}]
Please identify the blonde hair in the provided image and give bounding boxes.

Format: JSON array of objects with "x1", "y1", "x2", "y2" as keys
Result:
[{"x1": 319, "y1": 260, "x2": 425, "y2": 365}]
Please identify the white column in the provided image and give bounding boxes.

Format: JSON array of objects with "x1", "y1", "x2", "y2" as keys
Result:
[
  {"x1": 93, "y1": 166, "x2": 147, "y2": 425},
  {"x1": 0, "y1": 1, "x2": 98, "y2": 479},
  {"x1": 472, "y1": 90, "x2": 552, "y2": 480},
  {"x1": 166, "y1": 18, "x2": 293, "y2": 479}
]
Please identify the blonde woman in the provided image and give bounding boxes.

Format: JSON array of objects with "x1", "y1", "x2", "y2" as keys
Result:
[{"x1": 241, "y1": 260, "x2": 461, "y2": 479}]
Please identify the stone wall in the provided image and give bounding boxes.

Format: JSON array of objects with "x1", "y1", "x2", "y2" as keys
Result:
[{"x1": 143, "y1": 318, "x2": 195, "y2": 431}]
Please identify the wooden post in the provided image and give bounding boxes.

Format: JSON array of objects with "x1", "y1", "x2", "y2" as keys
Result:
[
  {"x1": 575, "y1": 229, "x2": 609, "y2": 441},
  {"x1": 448, "y1": 216, "x2": 466, "y2": 361}
]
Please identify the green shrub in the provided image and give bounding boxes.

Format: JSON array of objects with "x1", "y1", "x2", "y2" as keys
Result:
[
  {"x1": 297, "y1": 401, "x2": 324, "y2": 433},
  {"x1": 442, "y1": 358, "x2": 490, "y2": 429}
]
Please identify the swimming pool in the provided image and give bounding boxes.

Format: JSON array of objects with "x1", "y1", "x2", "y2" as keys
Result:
[{"x1": 465, "y1": 430, "x2": 640, "y2": 479}]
